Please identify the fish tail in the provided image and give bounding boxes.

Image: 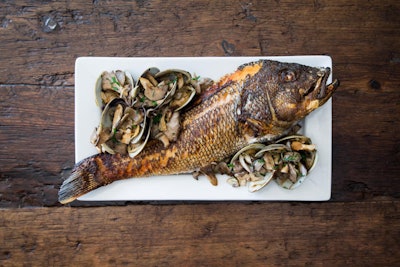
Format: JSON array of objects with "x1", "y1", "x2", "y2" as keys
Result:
[
  {"x1": 59, "y1": 143, "x2": 182, "y2": 204},
  {"x1": 58, "y1": 153, "x2": 133, "y2": 204},
  {"x1": 58, "y1": 168, "x2": 96, "y2": 204}
]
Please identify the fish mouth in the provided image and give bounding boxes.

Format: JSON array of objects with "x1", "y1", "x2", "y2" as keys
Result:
[{"x1": 306, "y1": 67, "x2": 339, "y2": 106}]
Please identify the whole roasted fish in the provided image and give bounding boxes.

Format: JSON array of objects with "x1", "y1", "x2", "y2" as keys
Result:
[{"x1": 59, "y1": 60, "x2": 339, "y2": 204}]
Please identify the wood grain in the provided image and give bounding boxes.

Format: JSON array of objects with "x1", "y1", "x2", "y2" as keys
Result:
[
  {"x1": 0, "y1": 1, "x2": 398, "y2": 84},
  {"x1": 1, "y1": 0, "x2": 399, "y2": 206},
  {"x1": 1, "y1": 202, "x2": 399, "y2": 266},
  {"x1": 0, "y1": 1, "x2": 399, "y2": 265}
]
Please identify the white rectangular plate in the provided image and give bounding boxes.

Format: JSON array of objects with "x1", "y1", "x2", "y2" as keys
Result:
[{"x1": 75, "y1": 56, "x2": 333, "y2": 201}]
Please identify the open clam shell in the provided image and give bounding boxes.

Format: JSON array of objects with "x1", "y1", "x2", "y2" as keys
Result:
[
  {"x1": 275, "y1": 134, "x2": 318, "y2": 172},
  {"x1": 128, "y1": 119, "x2": 152, "y2": 158},
  {"x1": 170, "y1": 85, "x2": 196, "y2": 111},
  {"x1": 95, "y1": 70, "x2": 135, "y2": 108},
  {"x1": 229, "y1": 143, "x2": 267, "y2": 165},
  {"x1": 248, "y1": 171, "x2": 275, "y2": 192},
  {"x1": 136, "y1": 68, "x2": 198, "y2": 111},
  {"x1": 136, "y1": 67, "x2": 174, "y2": 108},
  {"x1": 91, "y1": 97, "x2": 148, "y2": 156}
]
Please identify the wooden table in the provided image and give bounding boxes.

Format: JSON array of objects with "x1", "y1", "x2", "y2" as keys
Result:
[{"x1": 1, "y1": 1, "x2": 399, "y2": 266}]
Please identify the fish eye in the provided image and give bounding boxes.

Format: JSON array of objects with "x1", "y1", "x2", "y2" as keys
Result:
[{"x1": 280, "y1": 69, "x2": 297, "y2": 82}]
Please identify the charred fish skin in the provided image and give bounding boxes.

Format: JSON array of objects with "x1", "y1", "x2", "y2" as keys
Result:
[{"x1": 59, "y1": 60, "x2": 339, "y2": 204}]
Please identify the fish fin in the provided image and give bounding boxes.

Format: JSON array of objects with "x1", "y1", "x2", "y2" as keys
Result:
[
  {"x1": 245, "y1": 118, "x2": 289, "y2": 138},
  {"x1": 189, "y1": 80, "x2": 234, "y2": 108},
  {"x1": 246, "y1": 118, "x2": 271, "y2": 132}
]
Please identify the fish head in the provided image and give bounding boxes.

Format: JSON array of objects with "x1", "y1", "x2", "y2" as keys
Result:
[
  {"x1": 261, "y1": 60, "x2": 339, "y2": 122},
  {"x1": 238, "y1": 60, "x2": 339, "y2": 140}
]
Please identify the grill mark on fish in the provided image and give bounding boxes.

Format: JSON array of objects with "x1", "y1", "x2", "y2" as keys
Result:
[{"x1": 59, "y1": 60, "x2": 339, "y2": 204}]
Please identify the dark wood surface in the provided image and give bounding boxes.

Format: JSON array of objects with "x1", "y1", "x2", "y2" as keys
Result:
[{"x1": 1, "y1": 0, "x2": 399, "y2": 266}]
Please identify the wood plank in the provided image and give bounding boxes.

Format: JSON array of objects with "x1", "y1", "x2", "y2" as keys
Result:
[
  {"x1": 1, "y1": 201, "x2": 399, "y2": 266},
  {"x1": 0, "y1": 1, "x2": 399, "y2": 85},
  {"x1": 332, "y1": 88, "x2": 400, "y2": 200},
  {"x1": 0, "y1": 85, "x2": 74, "y2": 207}
]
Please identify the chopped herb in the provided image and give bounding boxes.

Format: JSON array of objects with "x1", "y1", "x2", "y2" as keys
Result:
[
  {"x1": 300, "y1": 152, "x2": 307, "y2": 162},
  {"x1": 112, "y1": 86, "x2": 119, "y2": 91},
  {"x1": 153, "y1": 114, "x2": 162, "y2": 124},
  {"x1": 227, "y1": 163, "x2": 234, "y2": 169},
  {"x1": 139, "y1": 96, "x2": 146, "y2": 102},
  {"x1": 152, "y1": 101, "x2": 158, "y2": 106},
  {"x1": 192, "y1": 75, "x2": 200, "y2": 81},
  {"x1": 111, "y1": 128, "x2": 118, "y2": 143},
  {"x1": 284, "y1": 156, "x2": 294, "y2": 162},
  {"x1": 111, "y1": 76, "x2": 121, "y2": 86}
]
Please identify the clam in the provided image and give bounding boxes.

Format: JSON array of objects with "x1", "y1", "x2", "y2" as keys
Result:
[
  {"x1": 95, "y1": 70, "x2": 136, "y2": 107},
  {"x1": 128, "y1": 119, "x2": 151, "y2": 158},
  {"x1": 275, "y1": 135, "x2": 318, "y2": 172},
  {"x1": 136, "y1": 68, "x2": 198, "y2": 111},
  {"x1": 155, "y1": 69, "x2": 192, "y2": 88},
  {"x1": 225, "y1": 134, "x2": 318, "y2": 191},
  {"x1": 248, "y1": 171, "x2": 275, "y2": 192},
  {"x1": 91, "y1": 98, "x2": 149, "y2": 156},
  {"x1": 134, "y1": 68, "x2": 201, "y2": 148},
  {"x1": 136, "y1": 67, "x2": 174, "y2": 109},
  {"x1": 229, "y1": 143, "x2": 267, "y2": 165},
  {"x1": 169, "y1": 85, "x2": 196, "y2": 111}
]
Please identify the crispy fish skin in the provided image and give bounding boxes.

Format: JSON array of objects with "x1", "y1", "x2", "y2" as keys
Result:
[{"x1": 59, "y1": 60, "x2": 339, "y2": 204}]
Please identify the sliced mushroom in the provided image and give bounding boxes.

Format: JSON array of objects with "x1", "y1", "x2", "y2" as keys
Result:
[{"x1": 141, "y1": 78, "x2": 169, "y2": 101}]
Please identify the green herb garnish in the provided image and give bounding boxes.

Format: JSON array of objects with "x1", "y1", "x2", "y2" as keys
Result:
[
  {"x1": 153, "y1": 114, "x2": 162, "y2": 124},
  {"x1": 111, "y1": 128, "x2": 118, "y2": 143},
  {"x1": 111, "y1": 76, "x2": 121, "y2": 86}
]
